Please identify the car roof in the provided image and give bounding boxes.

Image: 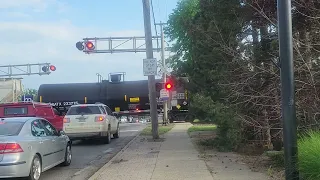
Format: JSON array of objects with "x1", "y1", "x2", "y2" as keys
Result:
[
  {"x1": 0, "y1": 101, "x2": 51, "y2": 107},
  {"x1": 71, "y1": 104, "x2": 105, "y2": 107},
  {"x1": 0, "y1": 117, "x2": 39, "y2": 123}
]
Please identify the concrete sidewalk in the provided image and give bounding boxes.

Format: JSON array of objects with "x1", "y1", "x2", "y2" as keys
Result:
[{"x1": 89, "y1": 123, "x2": 213, "y2": 180}]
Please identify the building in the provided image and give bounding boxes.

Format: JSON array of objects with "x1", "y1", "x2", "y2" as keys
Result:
[{"x1": 0, "y1": 78, "x2": 23, "y2": 103}]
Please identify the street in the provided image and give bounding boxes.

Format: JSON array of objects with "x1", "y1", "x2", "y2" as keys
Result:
[{"x1": 38, "y1": 123, "x2": 146, "y2": 180}]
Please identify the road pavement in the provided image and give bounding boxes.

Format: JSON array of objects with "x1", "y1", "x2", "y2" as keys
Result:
[{"x1": 39, "y1": 123, "x2": 147, "y2": 180}]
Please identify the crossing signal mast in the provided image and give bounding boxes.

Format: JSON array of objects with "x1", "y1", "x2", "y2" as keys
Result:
[
  {"x1": 0, "y1": 63, "x2": 56, "y2": 77},
  {"x1": 75, "y1": 36, "x2": 167, "y2": 54}
]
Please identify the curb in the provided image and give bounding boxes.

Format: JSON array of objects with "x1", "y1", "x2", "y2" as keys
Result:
[{"x1": 88, "y1": 131, "x2": 142, "y2": 180}]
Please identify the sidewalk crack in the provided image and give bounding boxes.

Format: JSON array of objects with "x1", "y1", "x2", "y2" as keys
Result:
[{"x1": 149, "y1": 141, "x2": 163, "y2": 180}]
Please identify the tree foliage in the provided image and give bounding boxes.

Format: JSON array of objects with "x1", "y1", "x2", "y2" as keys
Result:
[
  {"x1": 18, "y1": 88, "x2": 38, "y2": 101},
  {"x1": 166, "y1": 0, "x2": 320, "y2": 151}
]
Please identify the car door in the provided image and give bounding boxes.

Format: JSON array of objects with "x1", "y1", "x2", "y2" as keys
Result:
[
  {"x1": 31, "y1": 120, "x2": 53, "y2": 169},
  {"x1": 105, "y1": 106, "x2": 116, "y2": 132},
  {"x1": 40, "y1": 119, "x2": 65, "y2": 165}
]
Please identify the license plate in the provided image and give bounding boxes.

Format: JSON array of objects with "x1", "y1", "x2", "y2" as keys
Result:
[{"x1": 78, "y1": 119, "x2": 86, "y2": 122}]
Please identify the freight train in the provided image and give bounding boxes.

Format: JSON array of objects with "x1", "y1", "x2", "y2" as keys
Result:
[{"x1": 37, "y1": 75, "x2": 191, "y2": 122}]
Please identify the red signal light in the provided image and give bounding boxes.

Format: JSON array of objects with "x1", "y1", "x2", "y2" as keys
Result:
[
  {"x1": 165, "y1": 82, "x2": 173, "y2": 90},
  {"x1": 49, "y1": 65, "x2": 56, "y2": 71},
  {"x1": 85, "y1": 41, "x2": 95, "y2": 50}
]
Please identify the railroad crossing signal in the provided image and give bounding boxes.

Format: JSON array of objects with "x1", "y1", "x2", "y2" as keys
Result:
[
  {"x1": 42, "y1": 65, "x2": 56, "y2": 73},
  {"x1": 0, "y1": 63, "x2": 56, "y2": 77},
  {"x1": 165, "y1": 82, "x2": 173, "y2": 91},
  {"x1": 85, "y1": 41, "x2": 95, "y2": 50},
  {"x1": 76, "y1": 41, "x2": 95, "y2": 52},
  {"x1": 75, "y1": 36, "x2": 171, "y2": 54}
]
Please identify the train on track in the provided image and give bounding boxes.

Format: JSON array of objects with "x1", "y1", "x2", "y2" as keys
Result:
[{"x1": 37, "y1": 74, "x2": 191, "y2": 122}]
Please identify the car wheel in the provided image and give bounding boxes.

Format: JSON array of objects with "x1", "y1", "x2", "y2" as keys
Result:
[
  {"x1": 113, "y1": 124, "x2": 120, "y2": 138},
  {"x1": 102, "y1": 130, "x2": 111, "y2": 144},
  {"x1": 62, "y1": 144, "x2": 72, "y2": 166},
  {"x1": 28, "y1": 154, "x2": 41, "y2": 180}
]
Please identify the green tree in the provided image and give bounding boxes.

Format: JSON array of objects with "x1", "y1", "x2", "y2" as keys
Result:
[
  {"x1": 18, "y1": 88, "x2": 38, "y2": 101},
  {"x1": 166, "y1": 0, "x2": 320, "y2": 152}
]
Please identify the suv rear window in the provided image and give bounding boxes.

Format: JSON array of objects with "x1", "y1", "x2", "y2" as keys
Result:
[
  {"x1": 66, "y1": 106, "x2": 102, "y2": 115},
  {"x1": 0, "y1": 121, "x2": 24, "y2": 136},
  {"x1": 4, "y1": 107, "x2": 28, "y2": 115}
]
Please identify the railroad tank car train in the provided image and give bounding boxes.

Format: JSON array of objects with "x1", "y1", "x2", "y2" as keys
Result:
[{"x1": 37, "y1": 78, "x2": 190, "y2": 121}]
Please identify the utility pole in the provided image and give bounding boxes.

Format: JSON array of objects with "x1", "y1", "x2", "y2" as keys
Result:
[
  {"x1": 277, "y1": 0, "x2": 299, "y2": 179},
  {"x1": 155, "y1": 22, "x2": 168, "y2": 125},
  {"x1": 142, "y1": 0, "x2": 159, "y2": 139}
]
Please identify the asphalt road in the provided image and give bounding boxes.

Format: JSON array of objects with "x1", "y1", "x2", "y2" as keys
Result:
[{"x1": 38, "y1": 123, "x2": 147, "y2": 180}]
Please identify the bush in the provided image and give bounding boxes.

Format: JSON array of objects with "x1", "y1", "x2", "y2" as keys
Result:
[
  {"x1": 193, "y1": 119, "x2": 200, "y2": 123},
  {"x1": 298, "y1": 131, "x2": 320, "y2": 180},
  {"x1": 190, "y1": 93, "x2": 243, "y2": 151},
  {"x1": 210, "y1": 103, "x2": 243, "y2": 151},
  {"x1": 266, "y1": 151, "x2": 284, "y2": 167}
]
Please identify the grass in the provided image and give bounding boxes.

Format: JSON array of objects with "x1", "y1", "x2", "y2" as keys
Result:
[
  {"x1": 140, "y1": 123, "x2": 175, "y2": 136},
  {"x1": 187, "y1": 124, "x2": 217, "y2": 133},
  {"x1": 298, "y1": 131, "x2": 320, "y2": 180}
]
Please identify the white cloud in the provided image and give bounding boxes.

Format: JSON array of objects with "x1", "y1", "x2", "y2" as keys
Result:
[
  {"x1": 0, "y1": 20, "x2": 162, "y2": 89},
  {"x1": 0, "y1": 0, "x2": 56, "y2": 11},
  {"x1": 0, "y1": 0, "x2": 166, "y2": 89},
  {"x1": 2, "y1": 12, "x2": 32, "y2": 19},
  {"x1": 0, "y1": 0, "x2": 70, "y2": 14}
]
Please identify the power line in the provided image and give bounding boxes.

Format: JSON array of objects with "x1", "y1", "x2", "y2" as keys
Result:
[
  {"x1": 150, "y1": 0, "x2": 159, "y2": 48},
  {"x1": 164, "y1": 0, "x2": 168, "y2": 22}
]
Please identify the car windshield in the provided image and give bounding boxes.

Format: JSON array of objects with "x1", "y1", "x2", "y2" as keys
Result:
[
  {"x1": 66, "y1": 106, "x2": 101, "y2": 115},
  {"x1": 0, "y1": 121, "x2": 24, "y2": 136},
  {"x1": 4, "y1": 107, "x2": 28, "y2": 115}
]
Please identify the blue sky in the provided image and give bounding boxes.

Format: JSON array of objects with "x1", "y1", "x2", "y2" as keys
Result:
[{"x1": 0, "y1": 0, "x2": 179, "y2": 89}]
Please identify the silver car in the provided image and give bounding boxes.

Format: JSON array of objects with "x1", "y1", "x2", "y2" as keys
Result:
[{"x1": 0, "y1": 117, "x2": 72, "y2": 180}]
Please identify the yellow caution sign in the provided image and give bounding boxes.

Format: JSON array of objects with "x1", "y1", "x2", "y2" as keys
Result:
[
  {"x1": 176, "y1": 104, "x2": 181, "y2": 109},
  {"x1": 130, "y1": 97, "x2": 140, "y2": 103},
  {"x1": 115, "y1": 107, "x2": 120, "y2": 112}
]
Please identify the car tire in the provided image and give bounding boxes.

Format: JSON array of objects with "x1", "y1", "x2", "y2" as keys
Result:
[
  {"x1": 28, "y1": 154, "x2": 42, "y2": 180},
  {"x1": 61, "y1": 144, "x2": 72, "y2": 166},
  {"x1": 103, "y1": 130, "x2": 111, "y2": 144},
  {"x1": 113, "y1": 124, "x2": 120, "y2": 138}
]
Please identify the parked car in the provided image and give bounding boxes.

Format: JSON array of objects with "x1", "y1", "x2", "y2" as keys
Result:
[
  {"x1": 63, "y1": 103, "x2": 120, "y2": 143},
  {"x1": 0, "y1": 117, "x2": 72, "y2": 180},
  {"x1": 0, "y1": 101, "x2": 64, "y2": 131}
]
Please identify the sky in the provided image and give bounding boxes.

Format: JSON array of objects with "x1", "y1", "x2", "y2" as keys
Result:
[{"x1": 0, "y1": 0, "x2": 179, "y2": 89}]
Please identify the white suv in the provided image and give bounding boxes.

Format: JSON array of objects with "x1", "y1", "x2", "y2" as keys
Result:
[{"x1": 63, "y1": 103, "x2": 119, "y2": 144}]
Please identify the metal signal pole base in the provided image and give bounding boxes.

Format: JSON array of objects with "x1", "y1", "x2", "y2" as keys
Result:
[{"x1": 277, "y1": 0, "x2": 299, "y2": 179}]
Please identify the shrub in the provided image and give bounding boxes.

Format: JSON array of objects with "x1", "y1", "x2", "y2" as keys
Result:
[
  {"x1": 193, "y1": 119, "x2": 200, "y2": 123},
  {"x1": 266, "y1": 151, "x2": 284, "y2": 167},
  {"x1": 298, "y1": 131, "x2": 320, "y2": 180}
]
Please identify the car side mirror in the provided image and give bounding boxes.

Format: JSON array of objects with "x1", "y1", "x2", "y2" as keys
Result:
[{"x1": 58, "y1": 130, "x2": 65, "y2": 136}]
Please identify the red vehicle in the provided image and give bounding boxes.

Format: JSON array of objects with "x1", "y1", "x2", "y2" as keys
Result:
[{"x1": 0, "y1": 101, "x2": 64, "y2": 131}]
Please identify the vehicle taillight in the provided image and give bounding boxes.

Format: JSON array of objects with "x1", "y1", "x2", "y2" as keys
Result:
[
  {"x1": 0, "y1": 143, "x2": 23, "y2": 154},
  {"x1": 95, "y1": 116, "x2": 105, "y2": 122},
  {"x1": 63, "y1": 118, "x2": 70, "y2": 123}
]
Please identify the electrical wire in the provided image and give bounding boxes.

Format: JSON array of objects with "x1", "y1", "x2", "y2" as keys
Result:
[{"x1": 151, "y1": 0, "x2": 159, "y2": 49}]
